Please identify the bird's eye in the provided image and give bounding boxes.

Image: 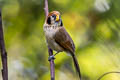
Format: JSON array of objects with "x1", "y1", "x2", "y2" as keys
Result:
[{"x1": 52, "y1": 15, "x2": 56, "y2": 18}]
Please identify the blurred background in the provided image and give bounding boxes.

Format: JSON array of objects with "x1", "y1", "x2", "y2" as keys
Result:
[{"x1": 0, "y1": 0, "x2": 120, "y2": 80}]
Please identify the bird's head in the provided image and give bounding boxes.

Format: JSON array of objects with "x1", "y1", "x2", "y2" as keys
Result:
[{"x1": 46, "y1": 11, "x2": 63, "y2": 26}]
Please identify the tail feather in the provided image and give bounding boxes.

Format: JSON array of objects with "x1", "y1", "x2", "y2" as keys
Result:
[{"x1": 71, "y1": 53, "x2": 81, "y2": 80}]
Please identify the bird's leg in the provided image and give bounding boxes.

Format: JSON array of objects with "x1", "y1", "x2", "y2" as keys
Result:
[{"x1": 48, "y1": 52, "x2": 59, "y2": 61}]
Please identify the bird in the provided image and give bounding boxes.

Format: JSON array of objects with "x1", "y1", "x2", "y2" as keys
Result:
[{"x1": 43, "y1": 11, "x2": 81, "y2": 80}]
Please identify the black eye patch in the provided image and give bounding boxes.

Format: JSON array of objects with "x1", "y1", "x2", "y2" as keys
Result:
[
  {"x1": 47, "y1": 17, "x2": 51, "y2": 24},
  {"x1": 60, "y1": 20, "x2": 63, "y2": 26}
]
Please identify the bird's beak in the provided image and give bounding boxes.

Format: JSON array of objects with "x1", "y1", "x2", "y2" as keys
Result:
[{"x1": 56, "y1": 14, "x2": 59, "y2": 21}]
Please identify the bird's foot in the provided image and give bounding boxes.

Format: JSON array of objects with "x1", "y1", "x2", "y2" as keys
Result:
[{"x1": 48, "y1": 55, "x2": 55, "y2": 61}]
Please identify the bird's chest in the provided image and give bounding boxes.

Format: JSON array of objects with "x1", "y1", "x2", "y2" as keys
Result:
[
  {"x1": 44, "y1": 26, "x2": 57, "y2": 38},
  {"x1": 44, "y1": 26, "x2": 63, "y2": 52}
]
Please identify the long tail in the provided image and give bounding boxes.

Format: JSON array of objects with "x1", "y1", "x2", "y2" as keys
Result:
[{"x1": 71, "y1": 53, "x2": 81, "y2": 80}]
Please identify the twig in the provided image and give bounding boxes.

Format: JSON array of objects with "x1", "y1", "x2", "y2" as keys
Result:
[
  {"x1": 0, "y1": 9, "x2": 8, "y2": 80},
  {"x1": 48, "y1": 47, "x2": 55, "y2": 80},
  {"x1": 97, "y1": 71, "x2": 120, "y2": 80},
  {"x1": 44, "y1": 0, "x2": 49, "y2": 18},
  {"x1": 44, "y1": 0, "x2": 55, "y2": 80}
]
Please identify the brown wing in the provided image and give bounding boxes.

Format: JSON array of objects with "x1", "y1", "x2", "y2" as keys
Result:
[
  {"x1": 54, "y1": 27, "x2": 75, "y2": 54},
  {"x1": 54, "y1": 27, "x2": 81, "y2": 79}
]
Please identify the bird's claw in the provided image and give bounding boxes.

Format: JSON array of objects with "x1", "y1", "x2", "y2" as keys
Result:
[{"x1": 48, "y1": 55, "x2": 55, "y2": 61}]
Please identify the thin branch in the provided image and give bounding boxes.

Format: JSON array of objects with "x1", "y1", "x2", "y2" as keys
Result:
[
  {"x1": 48, "y1": 47, "x2": 55, "y2": 80},
  {"x1": 0, "y1": 9, "x2": 8, "y2": 80},
  {"x1": 97, "y1": 71, "x2": 120, "y2": 80},
  {"x1": 44, "y1": 0, "x2": 55, "y2": 80},
  {"x1": 44, "y1": 0, "x2": 49, "y2": 18}
]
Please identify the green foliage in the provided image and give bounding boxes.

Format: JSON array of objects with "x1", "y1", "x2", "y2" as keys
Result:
[{"x1": 0, "y1": 0, "x2": 120, "y2": 80}]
